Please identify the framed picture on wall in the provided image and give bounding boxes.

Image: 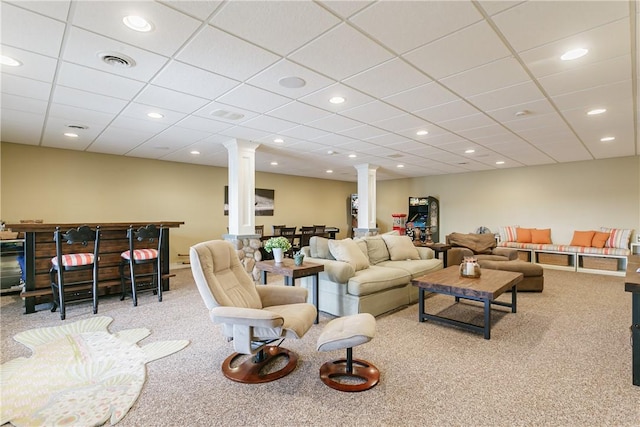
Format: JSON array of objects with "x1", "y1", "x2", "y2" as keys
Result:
[{"x1": 224, "y1": 187, "x2": 274, "y2": 216}]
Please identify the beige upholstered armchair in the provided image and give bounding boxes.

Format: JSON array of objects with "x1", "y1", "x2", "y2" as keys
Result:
[{"x1": 190, "y1": 240, "x2": 317, "y2": 383}]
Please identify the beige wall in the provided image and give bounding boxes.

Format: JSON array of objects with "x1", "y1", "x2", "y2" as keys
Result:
[
  {"x1": 0, "y1": 143, "x2": 355, "y2": 262},
  {"x1": 377, "y1": 156, "x2": 640, "y2": 244},
  {"x1": 2, "y1": 142, "x2": 639, "y2": 259}
]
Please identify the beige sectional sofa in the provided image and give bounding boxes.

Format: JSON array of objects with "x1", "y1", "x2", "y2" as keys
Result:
[{"x1": 299, "y1": 233, "x2": 443, "y2": 317}]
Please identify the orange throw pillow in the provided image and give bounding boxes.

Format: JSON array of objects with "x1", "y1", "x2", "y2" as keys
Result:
[
  {"x1": 531, "y1": 228, "x2": 552, "y2": 244},
  {"x1": 570, "y1": 230, "x2": 595, "y2": 247},
  {"x1": 591, "y1": 231, "x2": 610, "y2": 248},
  {"x1": 516, "y1": 228, "x2": 532, "y2": 243}
]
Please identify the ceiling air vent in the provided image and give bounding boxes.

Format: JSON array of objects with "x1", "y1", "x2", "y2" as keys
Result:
[
  {"x1": 211, "y1": 109, "x2": 245, "y2": 120},
  {"x1": 97, "y1": 51, "x2": 136, "y2": 68},
  {"x1": 66, "y1": 124, "x2": 89, "y2": 130}
]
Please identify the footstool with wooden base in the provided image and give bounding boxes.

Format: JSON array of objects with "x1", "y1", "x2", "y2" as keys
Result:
[{"x1": 316, "y1": 313, "x2": 379, "y2": 392}]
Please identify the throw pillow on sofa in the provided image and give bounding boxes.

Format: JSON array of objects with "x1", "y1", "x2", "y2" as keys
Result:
[
  {"x1": 516, "y1": 227, "x2": 533, "y2": 243},
  {"x1": 530, "y1": 228, "x2": 552, "y2": 244},
  {"x1": 361, "y1": 236, "x2": 390, "y2": 265},
  {"x1": 380, "y1": 234, "x2": 420, "y2": 261},
  {"x1": 600, "y1": 227, "x2": 632, "y2": 249},
  {"x1": 328, "y1": 238, "x2": 370, "y2": 271},
  {"x1": 498, "y1": 225, "x2": 519, "y2": 242},
  {"x1": 591, "y1": 231, "x2": 610, "y2": 248},
  {"x1": 570, "y1": 230, "x2": 595, "y2": 247}
]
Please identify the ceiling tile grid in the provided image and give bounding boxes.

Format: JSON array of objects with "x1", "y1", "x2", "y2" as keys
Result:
[{"x1": 0, "y1": 0, "x2": 636, "y2": 182}]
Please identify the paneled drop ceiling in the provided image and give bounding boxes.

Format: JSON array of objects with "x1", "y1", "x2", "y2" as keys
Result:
[{"x1": 1, "y1": 0, "x2": 638, "y2": 181}]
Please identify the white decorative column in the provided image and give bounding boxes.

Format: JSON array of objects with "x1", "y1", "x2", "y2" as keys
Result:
[
  {"x1": 223, "y1": 139, "x2": 262, "y2": 281},
  {"x1": 354, "y1": 163, "x2": 379, "y2": 238}
]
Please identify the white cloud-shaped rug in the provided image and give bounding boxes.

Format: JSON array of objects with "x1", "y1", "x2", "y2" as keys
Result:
[{"x1": 0, "y1": 316, "x2": 189, "y2": 426}]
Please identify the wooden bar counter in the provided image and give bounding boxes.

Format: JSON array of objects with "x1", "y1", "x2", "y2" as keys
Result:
[{"x1": 7, "y1": 221, "x2": 184, "y2": 314}]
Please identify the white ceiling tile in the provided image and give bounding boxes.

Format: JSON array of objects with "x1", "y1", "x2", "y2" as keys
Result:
[
  {"x1": 552, "y1": 80, "x2": 632, "y2": 111},
  {"x1": 343, "y1": 58, "x2": 431, "y2": 98},
  {"x1": 119, "y1": 103, "x2": 187, "y2": 127},
  {"x1": 0, "y1": 109, "x2": 45, "y2": 144},
  {"x1": 289, "y1": 23, "x2": 393, "y2": 80},
  {"x1": 299, "y1": 83, "x2": 375, "y2": 112},
  {"x1": 477, "y1": 1, "x2": 524, "y2": 16},
  {"x1": 350, "y1": 1, "x2": 482, "y2": 54},
  {"x1": 157, "y1": 0, "x2": 222, "y2": 20},
  {"x1": 174, "y1": 115, "x2": 233, "y2": 134},
  {"x1": 404, "y1": 21, "x2": 511, "y2": 79},
  {"x1": 89, "y1": 126, "x2": 156, "y2": 155},
  {"x1": 133, "y1": 126, "x2": 211, "y2": 156},
  {"x1": 53, "y1": 86, "x2": 128, "y2": 114},
  {"x1": 152, "y1": 61, "x2": 240, "y2": 100},
  {"x1": 308, "y1": 114, "x2": 363, "y2": 133},
  {"x1": 279, "y1": 125, "x2": 330, "y2": 141},
  {"x1": 437, "y1": 113, "x2": 496, "y2": 133},
  {"x1": 414, "y1": 100, "x2": 481, "y2": 124},
  {"x1": 317, "y1": 1, "x2": 373, "y2": 19},
  {"x1": 2, "y1": 95, "x2": 47, "y2": 118},
  {"x1": 538, "y1": 55, "x2": 631, "y2": 97},
  {"x1": 0, "y1": 46, "x2": 58, "y2": 82},
  {"x1": 62, "y1": 27, "x2": 170, "y2": 81},
  {"x1": 1, "y1": 74, "x2": 51, "y2": 101},
  {"x1": 440, "y1": 57, "x2": 530, "y2": 98},
  {"x1": 246, "y1": 59, "x2": 335, "y2": 99},
  {"x1": 486, "y1": 99, "x2": 556, "y2": 123},
  {"x1": 177, "y1": 25, "x2": 279, "y2": 81},
  {"x1": 193, "y1": 101, "x2": 260, "y2": 124},
  {"x1": 340, "y1": 125, "x2": 388, "y2": 140},
  {"x1": 311, "y1": 133, "x2": 359, "y2": 147},
  {"x1": 457, "y1": 124, "x2": 514, "y2": 140},
  {"x1": 493, "y1": 1, "x2": 629, "y2": 52},
  {"x1": 41, "y1": 116, "x2": 106, "y2": 150},
  {"x1": 267, "y1": 101, "x2": 333, "y2": 124},
  {"x1": 383, "y1": 82, "x2": 459, "y2": 112},
  {"x1": 371, "y1": 114, "x2": 430, "y2": 133},
  {"x1": 72, "y1": 1, "x2": 202, "y2": 57},
  {"x1": 5, "y1": 0, "x2": 71, "y2": 21},
  {"x1": 211, "y1": 1, "x2": 339, "y2": 56},
  {"x1": 1, "y1": 3, "x2": 65, "y2": 57},
  {"x1": 467, "y1": 81, "x2": 545, "y2": 111},
  {"x1": 56, "y1": 62, "x2": 145, "y2": 100},
  {"x1": 219, "y1": 125, "x2": 272, "y2": 141},
  {"x1": 216, "y1": 84, "x2": 291, "y2": 114},
  {"x1": 242, "y1": 115, "x2": 298, "y2": 134},
  {"x1": 135, "y1": 85, "x2": 209, "y2": 113},
  {"x1": 340, "y1": 101, "x2": 404, "y2": 123}
]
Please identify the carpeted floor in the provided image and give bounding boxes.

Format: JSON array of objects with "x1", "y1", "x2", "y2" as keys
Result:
[{"x1": 2, "y1": 267, "x2": 639, "y2": 426}]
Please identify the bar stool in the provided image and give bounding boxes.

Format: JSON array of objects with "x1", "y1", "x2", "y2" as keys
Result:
[
  {"x1": 50, "y1": 225, "x2": 101, "y2": 320},
  {"x1": 119, "y1": 224, "x2": 163, "y2": 307}
]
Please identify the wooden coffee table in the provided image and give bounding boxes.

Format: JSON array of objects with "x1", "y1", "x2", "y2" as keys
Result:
[
  {"x1": 256, "y1": 259, "x2": 324, "y2": 324},
  {"x1": 412, "y1": 266, "x2": 523, "y2": 339}
]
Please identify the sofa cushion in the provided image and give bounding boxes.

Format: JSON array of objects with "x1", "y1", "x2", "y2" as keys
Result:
[
  {"x1": 381, "y1": 234, "x2": 420, "y2": 260},
  {"x1": 328, "y1": 238, "x2": 369, "y2": 271},
  {"x1": 516, "y1": 228, "x2": 533, "y2": 243},
  {"x1": 363, "y1": 236, "x2": 390, "y2": 264},
  {"x1": 447, "y1": 232, "x2": 496, "y2": 254},
  {"x1": 531, "y1": 228, "x2": 551, "y2": 244},
  {"x1": 498, "y1": 225, "x2": 519, "y2": 243},
  {"x1": 377, "y1": 258, "x2": 442, "y2": 279},
  {"x1": 570, "y1": 230, "x2": 595, "y2": 247},
  {"x1": 309, "y1": 236, "x2": 335, "y2": 260},
  {"x1": 601, "y1": 227, "x2": 632, "y2": 249},
  {"x1": 347, "y1": 266, "x2": 409, "y2": 296},
  {"x1": 591, "y1": 231, "x2": 610, "y2": 248}
]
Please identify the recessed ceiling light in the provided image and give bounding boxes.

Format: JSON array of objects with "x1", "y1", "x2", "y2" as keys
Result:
[
  {"x1": 0, "y1": 55, "x2": 21, "y2": 67},
  {"x1": 64, "y1": 132, "x2": 79, "y2": 138},
  {"x1": 273, "y1": 138, "x2": 284, "y2": 143},
  {"x1": 122, "y1": 15, "x2": 153, "y2": 32},
  {"x1": 397, "y1": 164, "x2": 404, "y2": 168},
  {"x1": 600, "y1": 136, "x2": 615, "y2": 142},
  {"x1": 348, "y1": 154, "x2": 357, "y2": 158},
  {"x1": 326, "y1": 169, "x2": 333, "y2": 174},
  {"x1": 278, "y1": 76, "x2": 306, "y2": 88},
  {"x1": 147, "y1": 112, "x2": 163, "y2": 119},
  {"x1": 190, "y1": 150, "x2": 200, "y2": 155},
  {"x1": 270, "y1": 161, "x2": 278, "y2": 166},
  {"x1": 327, "y1": 150, "x2": 336, "y2": 155},
  {"x1": 465, "y1": 149, "x2": 475, "y2": 154},
  {"x1": 416, "y1": 130, "x2": 429, "y2": 136},
  {"x1": 587, "y1": 108, "x2": 607, "y2": 115},
  {"x1": 561, "y1": 48, "x2": 588, "y2": 61},
  {"x1": 496, "y1": 160, "x2": 505, "y2": 165},
  {"x1": 329, "y1": 96, "x2": 345, "y2": 104},
  {"x1": 515, "y1": 110, "x2": 530, "y2": 117}
]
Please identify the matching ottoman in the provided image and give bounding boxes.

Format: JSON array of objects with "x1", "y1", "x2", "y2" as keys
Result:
[
  {"x1": 479, "y1": 260, "x2": 544, "y2": 292},
  {"x1": 316, "y1": 313, "x2": 379, "y2": 392}
]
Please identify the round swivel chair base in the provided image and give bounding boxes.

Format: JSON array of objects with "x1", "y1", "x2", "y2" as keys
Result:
[
  {"x1": 222, "y1": 346, "x2": 298, "y2": 383},
  {"x1": 319, "y1": 358, "x2": 380, "y2": 392}
]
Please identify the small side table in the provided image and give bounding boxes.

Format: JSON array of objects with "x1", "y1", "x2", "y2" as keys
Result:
[
  {"x1": 256, "y1": 259, "x2": 324, "y2": 324},
  {"x1": 414, "y1": 242, "x2": 451, "y2": 267}
]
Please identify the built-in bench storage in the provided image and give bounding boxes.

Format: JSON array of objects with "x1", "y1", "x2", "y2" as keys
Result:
[{"x1": 498, "y1": 227, "x2": 632, "y2": 277}]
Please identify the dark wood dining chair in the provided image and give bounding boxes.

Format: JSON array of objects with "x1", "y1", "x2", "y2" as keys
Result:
[
  {"x1": 299, "y1": 226, "x2": 316, "y2": 248},
  {"x1": 279, "y1": 227, "x2": 297, "y2": 256},
  {"x1": 50, "y1": 225, "x2": 101, "y2": 320},
  {"x1": 313, "y1": 225, "x2": 326, "y2": 235},
  {"x1": 272, "y1": 225, "x2": 286, "y2": 236},
  {"x1": 255, "y1": 225, "x2": 264, "y2": 237}
]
